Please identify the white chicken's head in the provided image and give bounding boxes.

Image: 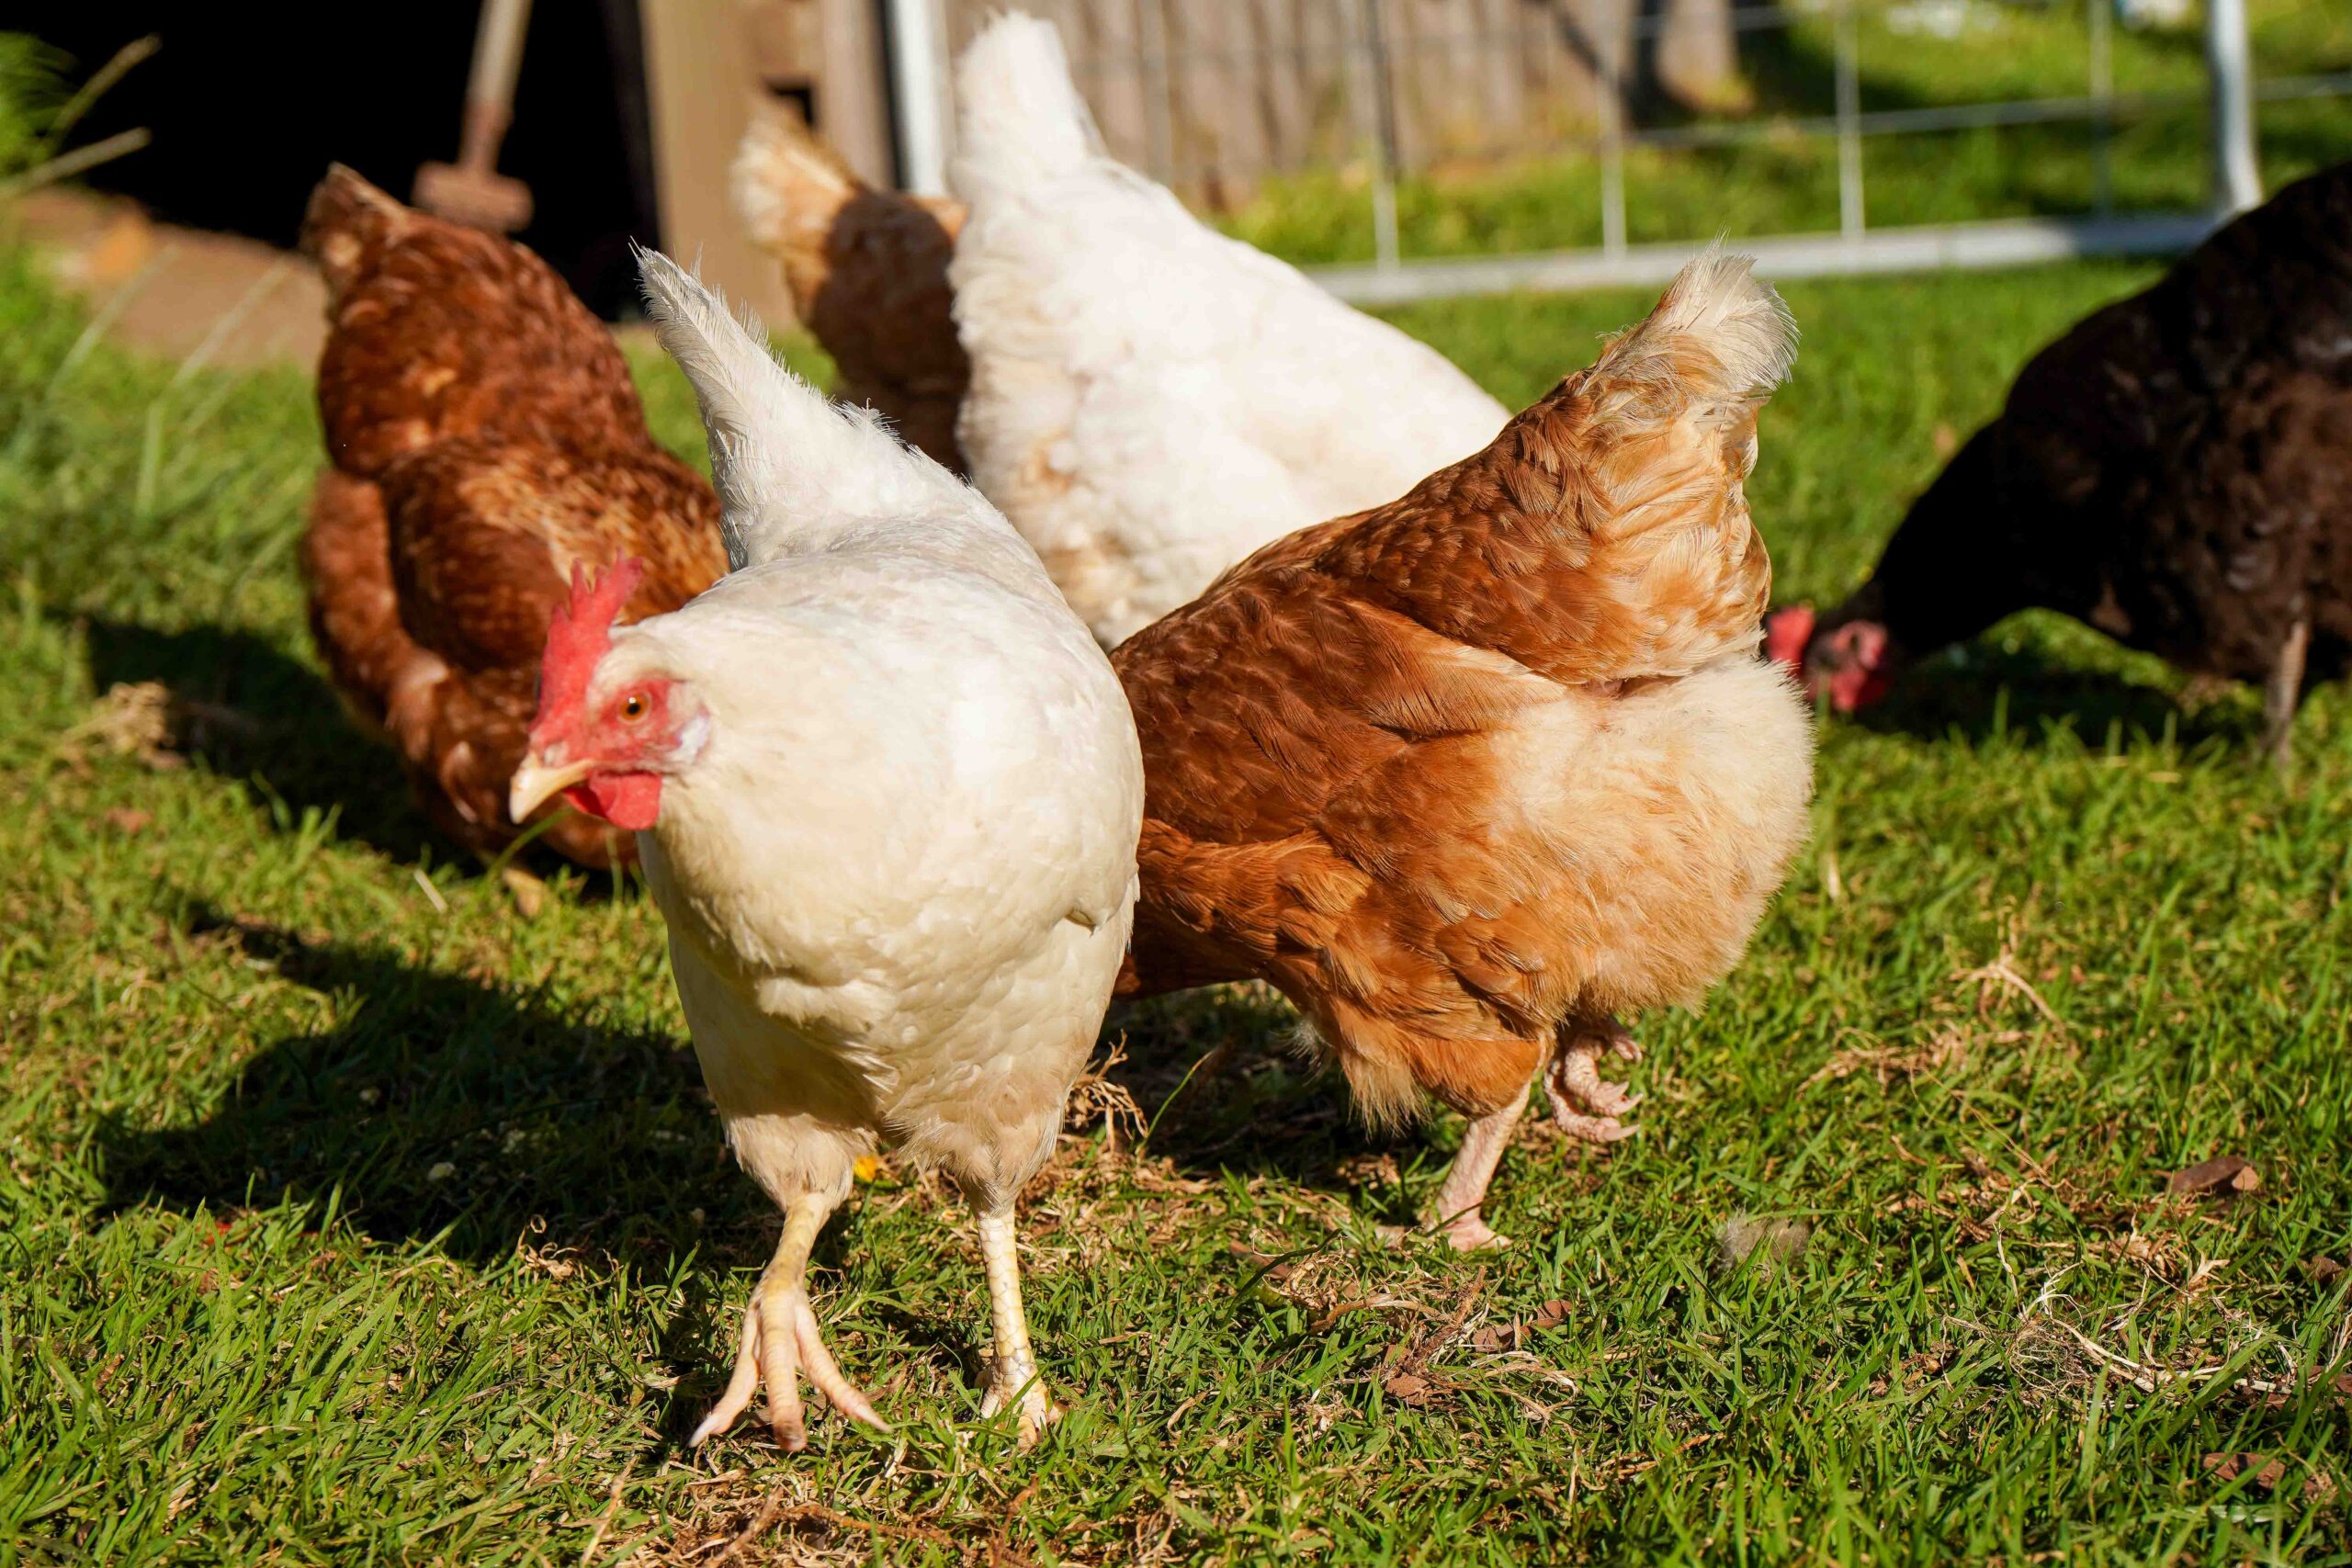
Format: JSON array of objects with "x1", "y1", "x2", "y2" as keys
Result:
[{"x1": 509, "y1": 558, "x2": 709, "y2": 832}]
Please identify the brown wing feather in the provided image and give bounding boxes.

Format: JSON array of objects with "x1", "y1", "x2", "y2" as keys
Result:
[
  {"x1": 305, "y1": 165, "x2": 649, "y2": 473},
  {"x1": 300, "y1": 166, "x2": 727, "y2": 869},
  {"x1": 1114, "y1": 255, "x2": 1804, "y2": 1122}
]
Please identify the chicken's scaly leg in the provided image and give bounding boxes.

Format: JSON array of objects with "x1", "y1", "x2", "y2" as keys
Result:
[
  {"x1": 1421, "y1": 1097, "x2": 1528, "y2": 1252},
  {"x1": 974, "y1": 1203, "x2": 1057, "y2": 1447},
  {"x1": 2263, "y1": 615, "x2": 2310, "y2": 773},
  {"x1": 690, "y1": 1192, "x2": 888, "y2": 1451},
  {"x1": 1544, "y1": 1021, "x2": 1641, "y2": 1145}
]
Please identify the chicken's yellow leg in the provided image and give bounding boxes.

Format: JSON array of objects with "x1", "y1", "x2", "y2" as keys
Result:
[
  {"x1": 691, "y1": 1191, "x2": 888, "y2": 1451},
  {"x1": 974, "y1": 1203, "x2": 1057, "y2": 1447}
]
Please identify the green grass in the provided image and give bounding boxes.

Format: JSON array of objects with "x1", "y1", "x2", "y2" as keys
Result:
[
  {"x1": 4, "y1": 241, "x2": 2351, "y2": 1563},
  {"x1": 1226, "y1": 0, "x2": 2352, "y2": 265}
]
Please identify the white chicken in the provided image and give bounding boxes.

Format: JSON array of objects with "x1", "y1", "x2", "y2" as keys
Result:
[
  {"x1": 946, "y1": 13, "x2": 1509, "y2": 646},
  {"x1": 510, "y1": 250, "x2": 1144, "y2": 1449}
]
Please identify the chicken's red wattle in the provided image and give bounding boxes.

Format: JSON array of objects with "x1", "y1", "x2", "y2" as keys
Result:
[{"x1": 566, "y1": 772, "x2": 662, "y2": 831}]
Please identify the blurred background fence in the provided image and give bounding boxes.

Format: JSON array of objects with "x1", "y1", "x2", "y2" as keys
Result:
[
  {"x1": 918, "y1": 0, "x2": 2352, "y2": 299},
  {"x1": 13, "y1": 1, "x2": 2348, "y2": 321}
]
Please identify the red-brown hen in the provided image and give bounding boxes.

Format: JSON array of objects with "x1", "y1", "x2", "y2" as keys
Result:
[
  {"x1": 299, "y1": 165, "x2": 726, "y2": 868},
  {"x1": 1113, "y1": 254, "x2": 1815, "y2": 1249}
]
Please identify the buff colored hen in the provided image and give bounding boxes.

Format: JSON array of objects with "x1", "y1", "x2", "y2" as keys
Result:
[{"x1": 1112, "y1": 253, "x2": 1815, "y2": 1250}]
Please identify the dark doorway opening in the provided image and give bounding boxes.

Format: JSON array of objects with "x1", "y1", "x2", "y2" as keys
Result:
[{"x1": 28, "y1": 0, "x2": 662, "y2": 317}]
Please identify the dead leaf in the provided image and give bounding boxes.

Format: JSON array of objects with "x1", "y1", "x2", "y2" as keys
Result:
[
  {"x1": 1062, "y1": 1036, "x2": 1145, "y2": 1147},
  {"x1": 2203, "y1": 1452, "x2": 2336, "y2": 1502},
  {"x1": 500, "y1": 865, "x2": 547, "y2": 919},
  {"x1": 2302, "y1": 1255, "x2": 2345, "y2": 1286},
  {"x1": 1227, "y1": 1243, "x2": 1298, "y2": 1285},
  {"x1": 1470, "y1": 1297, "x2": 1577, "y2": 1350},
  {"x1": 104, "y1": 807, "x2": 152, "y2": 835},
  {"x1": 1381, "y1": 1370, "x2": 1436, "y2": 1406},
  {"x1": 1804, "y1": 1028, "x2": 1968, "y2": 1089},
  {"x1": 2167, "y1": 1156, "x2": 2261, "y2": 1198},
  {"x1": 70, "y1": 682, "x2": 183, "y2": 770},
  {"x1": 2204, "y1": 1452, "x2": 2289, "y2": 1490},
  {"x1": 1715, "y1": 1215, "x2": 1811, "y2": 1275}
]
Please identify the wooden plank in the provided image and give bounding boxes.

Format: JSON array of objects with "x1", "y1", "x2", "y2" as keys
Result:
[
  {"x1": 919, "y1": 0, "x2": 1633, "y2": 190},
  {"x1": 819, "y1": 0, "x2": 894, "y2": 187},
  {"x1": 640, "y1": 0, "x2": 793, "y2": 323}
]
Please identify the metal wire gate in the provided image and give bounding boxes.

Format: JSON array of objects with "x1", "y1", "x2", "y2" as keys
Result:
[{"x1": 885, "y1": 0, "x2": 2351, "y2": 299}]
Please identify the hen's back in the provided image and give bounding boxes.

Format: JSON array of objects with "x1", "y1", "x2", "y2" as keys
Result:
[
  {"x1": 306, "y1": 165, "x2": 649, "y2": 473},
  {"x1": 947, "y1": 14, "x2": 1507, "y2": 644},
  {"x1": 1996, "y1": 159, "x2": 2352, "y2": 680},
  {"x1": 1113, "y1": 254, "x2": 1809, "y2": 1073}
]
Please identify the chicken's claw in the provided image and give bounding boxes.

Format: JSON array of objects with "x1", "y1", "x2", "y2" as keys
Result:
[
  {"x1": 690, "y1": 1284, "x2": 888, "y2": 1450},
  {"x1": 1545, "y1": 1027, "x2": 1642, "y2": 1145},
  {"x1": 979, "y1": 1357, "x2": 1062, "y2": 1449}
]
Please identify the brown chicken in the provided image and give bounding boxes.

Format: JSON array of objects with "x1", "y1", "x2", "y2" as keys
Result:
[
  {"x1": 300, "y1": 165, "x2": 727, "y2": 867},
  {"x1": 731, "y1": 107, "x2": 969, "y2": 471},
  {"x1": 1769, "y1": 158, "x2": 2352, "y2": 770},
  {"x1": 1111, "y1": 254, "x2": 1815, "y2": 1249}
]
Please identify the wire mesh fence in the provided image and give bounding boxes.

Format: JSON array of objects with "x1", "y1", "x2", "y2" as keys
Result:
[{"x1": 922, "y1": 0, "x2": 2352, "y2": 298}]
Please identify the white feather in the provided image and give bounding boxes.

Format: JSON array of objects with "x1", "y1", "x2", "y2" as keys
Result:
[
  {"x1": 636, "y1": 246, "x2": 989, "y2": 571},
  {"x1": 612, "y1": 249, "x2": 1145, "y2": 1213},
  {"x1": 945, "y1": 12, "x2": 1510, "y2": 646}
]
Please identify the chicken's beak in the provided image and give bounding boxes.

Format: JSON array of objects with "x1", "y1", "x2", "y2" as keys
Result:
[{"x1": 509, "y1": 753, "x2": 593, "y2": 822}]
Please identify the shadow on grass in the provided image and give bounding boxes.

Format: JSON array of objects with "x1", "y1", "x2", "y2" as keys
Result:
[
  {"x1": 101, "y1": 915, "x2": 1488, "y2": 1285},
  {"x1": 96, "y1": 905, "x2": 770, "y2": 1276},
  {"x1": 1112, "y1": 987, "x2": 1423, "y2": 1215},
  {"x1": 81, "y1": 616, "x2": 450, "y2": 868},
  {"x1": 94, "y1": 906, "x2": 1048, "y2": 1439},
  {"x1": 1843, "y1": 641, "x2": 2263, "y2": 757}
]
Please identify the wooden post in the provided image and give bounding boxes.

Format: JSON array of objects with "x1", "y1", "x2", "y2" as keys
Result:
[
  {"x1": 817, "y1": 0, "x2": 894, "y2": 187},
  {"x1": 639, "y1": 0, "x2": 793, "y2": 324}
]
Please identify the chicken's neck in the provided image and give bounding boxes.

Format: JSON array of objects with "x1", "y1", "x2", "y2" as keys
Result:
[{"x1": 1848, "y1": 423, "x2": 2097, "y2": 658}]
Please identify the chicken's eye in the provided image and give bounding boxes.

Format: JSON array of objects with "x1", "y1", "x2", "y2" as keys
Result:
[{"x1": 619, "y1": 693, "x2": 649, "y2": 723}]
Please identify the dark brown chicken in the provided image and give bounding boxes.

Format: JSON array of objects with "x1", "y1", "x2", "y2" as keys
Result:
[
  {"x1": 1110, "y1": 255, "x2": 1815, "y2": 1250},
  {"x1": 731, "y1": 106, "x2": 968, "y2": 471},
  {"x1": 1770, "y1": 159, "x2": 2352, "y2": 768},
  {"x1": 300, "y1": 165, "x2": 727, "y2": 867}
]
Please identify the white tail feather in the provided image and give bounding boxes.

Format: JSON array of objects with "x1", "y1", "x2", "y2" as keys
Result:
[
  {"x1": 950, "y1": 13, "x2": 1100, "y2": 204},
  {"x1": 634, "y1": 246, "x2": 965, "y2": 570}
]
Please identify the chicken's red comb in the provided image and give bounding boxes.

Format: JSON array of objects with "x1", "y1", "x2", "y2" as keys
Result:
[
  {"x1": 1762, "y1": 604, "x2": 1815, "y2": 669},
  {"x1": 534, "y1": 558, "x2": 646, "y2": 736}
]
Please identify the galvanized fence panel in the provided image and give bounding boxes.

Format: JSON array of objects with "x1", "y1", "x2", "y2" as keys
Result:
[{"x1": 909, "y1": 0, "x2": 2351, "y2": 299}]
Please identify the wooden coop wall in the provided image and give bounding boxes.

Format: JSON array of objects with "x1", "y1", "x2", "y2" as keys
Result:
[{"x1": 938, "y1": 0, "x2": 1627, "y2": 203}]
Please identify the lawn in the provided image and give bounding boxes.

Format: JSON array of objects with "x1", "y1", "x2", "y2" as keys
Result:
[
  {"x1": 1226, "y1": 0, "x2": 2352, "y2": 265},
  {"x1": 2, "y1": 237, "x2": 2349, "y2": 1567}
]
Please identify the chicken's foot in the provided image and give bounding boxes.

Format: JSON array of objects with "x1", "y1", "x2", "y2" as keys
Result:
[
  {"x1": 691, "y1": 1192, "x2": 888, "y2": 1451},
  {"x1": 1416, "y1": 1098, "x2": 1528, "y2": 1252},
  {"x1": 974, "y1": 1202, "x2": 1057, "y2": 1447},
  {"x1": 1544, "y1": 1022, "x2": 1641, "y2": 1144}
]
